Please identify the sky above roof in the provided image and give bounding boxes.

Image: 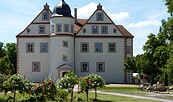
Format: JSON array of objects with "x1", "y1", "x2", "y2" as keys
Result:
[{"x1": 0, "y1": 0, "x2": 169, "y2": 56}]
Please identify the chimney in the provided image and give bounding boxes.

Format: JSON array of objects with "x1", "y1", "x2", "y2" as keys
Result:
[
  {"x1": 74, "y1": 8, "x2": 77, "y2": 23},
  {"x1": 44, "y1": 3, "x2": 49, "y2": 10}
]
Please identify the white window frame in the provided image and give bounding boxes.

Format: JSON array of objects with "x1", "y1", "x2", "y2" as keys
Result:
[
  {"x1": 26, "y1": 43, "x2": 34, "y2": 53},
  {"x1": 32, "y1": 62, "x2": 40, "y2": 72},
  {"x1": 51, "y1": 24, "x2": 55, "y2": 33},
  {"x1": 42, "y1": 12, "x2": 49, "y2": 21},
  {"x1": 108, "y1": 43, "x2": 116, "y2": 53},
  {"x1": 101, "y1": 26, "x2": 108, "y2": 34},
  {"x1": 56, "y1": 24, "x2": 62, "y2": 32},
  {"x1": 81, "y1": 62, "x2": 89, "y2": 72},
  {"x1": 40, "y1": 43, "x2": 48, "y2": 53},
  {"x1": 38, "y1": 25, "x2": 45, "y2": 34},
  {"x1": 81, "y1": 42, "x2": 89, "y2": 53},
  {"x1": 96, "y1": 62, "x2": 105, "y2": 72},
  {"x1": 92, "y1": 26, "x2": 99, "y2": 34},
  {"x1": 97, "y1": 12, "x2": 104, "y2": 21},
  {"x1": 95, "y1": 42, "x2": 103, "y2": 53},
  {"x1": 63, "y1": 41, "x2": 68, "y2": 48},
  {"x1": 126, "y1": 46, "x2": 132, "y2": 54},
  {"x1": 64, "y1": 24, "x2": 69, "y2": 32}
]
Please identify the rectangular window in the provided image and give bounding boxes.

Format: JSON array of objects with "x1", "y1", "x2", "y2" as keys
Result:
[
  {"x1": 62, "y1": 55, "x2": 68, "y2": 62},
  {"x1": 26, "y1": 43, "x2": 34, "y2": 53},
  {"x1": 97, "y1": 13, "x2": 104, "y2": 21},
  {"x1": 101, "y1": 26, "x2": 108, "y2": 34},
  {"x1": 126, "y1": 46, "x2": 132, "y2": 54},
  {"x1": 51, "y1": 25, "x2": 55, "y2": 33},
  {"x1": 81, "y1": 62, "x2": 89, "y2": 72},
  {"x1": 81, "y1": 42, "x2": 89, "y2": 53},
  {"x1": 40, "y1": 43, "x2": 48, "y2": 53},
  {"x1": 96, "y1": 62, "x2": 105, "y2": 72},
  {"x1": 71, "y1": 25, "x2": 74, "y2": 33},
  {"x1": 92, "y1": 26, "x2": 99, "y2": 34},
  {"x1": 39, "y1": 25, "x2": 45, "y2": 34},
  {"x1": 64, "y1": 24, "x2": 69, "y2": 32},
  {"x1": 95, "y1": 42, "x2": 103, "y2": 53},
  {"x1": 32, "y1": 62, "x2": 40, "y2": 72},
  {"x1": 63, "y1": 41, "x2": 68, "y2": 48},
  {"x1": 108, "y1": 43, "x2": 116, "y2": 53},
  {"x1": 56, "y1": 24, "x2": 62, "y2": 32},
  {"x1": 42, "y1": 12, "x2": 49, "y2": 21}
]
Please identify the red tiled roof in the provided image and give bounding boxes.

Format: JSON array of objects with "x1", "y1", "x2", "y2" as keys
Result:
[
  {"x1": 74, "y1": 19, "x2": 87, "y2": 33},
  {"x1": 117, "y1": 25, "x2": 134, "y2": 38}
]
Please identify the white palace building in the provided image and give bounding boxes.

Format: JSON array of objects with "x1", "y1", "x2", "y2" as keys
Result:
[{"x1": 16, "y1": 0, "x2": 134, "y2": 83}]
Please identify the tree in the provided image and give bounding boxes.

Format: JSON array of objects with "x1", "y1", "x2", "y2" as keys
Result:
[
  {"x1": 0, "y1": 42, "x2": 5, "y2": 59},
  {"x1": 88, "y1": 74, "x2": 105, "y2": 101},
  {"x1": 5, "y1": 43, "x2": 17, "y2": 74},
  {"x1": 165, "y1": 0, "x2": 173, "y2": 16},
  {"x1": 124, "y1": 57, "x2": 136, "y2": 72},
  {"x1": 164, "y1": 72, "x2": 169, "y2": 86},
  {"x1": 79, "y1": 76, "x2": 92, "y2": 101},
  {"x1": 3, "y1": 74, "x2": 32, "y2": 102},
  {"x1": 165, "y1": 53, "x2": 173, "y2": 83},
  {"x1": 0, "y1": 56, "x2": 14, "y2": 75},
  {"x1": 58, "y1": 72, "x2": 78, "y2": 102}
]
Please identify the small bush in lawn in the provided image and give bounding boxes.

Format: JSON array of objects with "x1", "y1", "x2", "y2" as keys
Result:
[
  {"x1": 56, "y1": 88, "x2": 69, "y2": 102},
  {"x1": 32, "y1": 79, "x2": 57, "y2": 101},
  {"x1": 18, "y1": 95, "x2": 38, "y2": 102}
]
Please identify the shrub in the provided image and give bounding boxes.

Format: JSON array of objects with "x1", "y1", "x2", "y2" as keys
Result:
[
  {"x1": 56, "y1": 88, "x2": 69, "y2": 102},
  {"x1": 57, "y1": 72, "x2": 78, "y2": 102},
  {"x1": 32, "y1": 79, "x2": 57, "y2": 101}
]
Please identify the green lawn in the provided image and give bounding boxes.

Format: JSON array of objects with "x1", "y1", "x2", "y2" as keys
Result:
[{"x1": 0, "y1": 92, "x2": 159, "y2": 102}]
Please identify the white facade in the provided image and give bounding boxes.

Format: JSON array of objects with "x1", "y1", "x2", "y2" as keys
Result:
[{"x1": 16, "y1": 1, "x2": 134, "y2": 83}]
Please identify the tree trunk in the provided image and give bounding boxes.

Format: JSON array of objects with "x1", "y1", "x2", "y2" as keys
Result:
[
  {"x1": 70, "y1": 91, "x2": 73, "y2": 102},
  {"x1": 95, "y1": 88, "x2": 97, "y2": 100},
  {"x1": 86, "y1": 90, "x2": 89, "y2": 101},
  {"x1": 14, "y1": 91, "x2": 16, "y2": 102}
]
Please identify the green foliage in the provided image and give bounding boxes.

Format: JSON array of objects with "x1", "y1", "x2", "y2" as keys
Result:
[
  {"x1": 5, "y1": 43, "x2": 17, "y2": 74},
  {"x1": 124, "y1": 57, "x2": 136, "y2": 72},
  {"x1": 165, "y1": 0, "x2": 173, "y2": 16},
  {"x1": 2, "y1": 74, "x2": 33, "y2": 102},
  {"x1": 56, "y1": 88, "x2": 69, "y2": 102},
  {"x1": 57, "y1": 72, "x2": 78, "y2": 102},
  {"x1": 87, "y1": 74, "x2": 105, "y2": 100},
  {"x1": 164, "y1": 72, "x2": 169, "y2": 86},
  {"x1": 0, "y1": 42, "x2": 5, "y2": 59},
  {"x1": 0, "y1": 56, "x2": 14, "y2": 75}
]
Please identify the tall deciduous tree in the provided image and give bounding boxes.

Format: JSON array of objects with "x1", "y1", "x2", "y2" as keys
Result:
[
  {"x1": 0, "y1": 42, "x2": 5, "y2": 59},
  {"x1": 124, "y1": 57, "x2": 136, "y2": 72},
  {"x1": 0, "y1": 56, "x2": 14, "y2": 75},
  {"x1": 5, "y1": 43, "x2": 16, "y2": 74}
]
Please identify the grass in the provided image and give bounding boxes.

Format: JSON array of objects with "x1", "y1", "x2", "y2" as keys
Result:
[
  {"x1": 0, "y1": 92, "x2": 159, "y2": 102},
  {"x1": 74, "y1": 92, "x2": 159, "y2": 102},
  {"x1": 98, "y1": 86, "x2": 147, "y2": 96}
]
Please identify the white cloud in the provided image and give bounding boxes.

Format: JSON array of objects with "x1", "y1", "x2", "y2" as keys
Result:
[
  {"x1": 77, "y1": 2, "x2": 97, "y2": 18},
  {"x1": 107, "y1": 12, "x2": 130, "y2": 21},
  {"x1": 127, "y1": 20, "x2": 161, "y2": 28}
]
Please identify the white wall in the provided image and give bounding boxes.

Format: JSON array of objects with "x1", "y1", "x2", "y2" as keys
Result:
[
  {"x1": 75, "y1": 38, "x2": 125, "y2": 83},
  {"x1": 49, "y1": 36, "x2": 74, "y2": 78},
  {"x1": 18, "y1": 38, "x2": 50, "y2": 82}
]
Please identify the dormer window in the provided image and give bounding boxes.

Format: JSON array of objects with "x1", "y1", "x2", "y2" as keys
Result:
[
  {"x1": 64, "y1": 24, "x2": 69, "y2": 32},
  {"x1": 42, "y1": 12, "x2": 49, "y2": 21},
  {"x1": 39, "y1": 25, "x2": 45, "y2": 34},
  {"x1": 97, "y1": 13, "x2": 103, "y2": 21}
]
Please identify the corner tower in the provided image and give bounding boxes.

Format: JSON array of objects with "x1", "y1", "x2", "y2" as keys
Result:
[{"x1": 49, "y1": 0, "x2": 74, "y2": 79}]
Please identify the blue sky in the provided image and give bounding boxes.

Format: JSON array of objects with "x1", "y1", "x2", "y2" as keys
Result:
[{"x1": 0, "y1": 0, "x2": 169, "y2": 55}]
